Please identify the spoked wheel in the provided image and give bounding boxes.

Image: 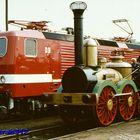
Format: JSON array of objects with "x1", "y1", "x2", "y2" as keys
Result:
[
  {"x1": 96, "y1": 86, "x2": 117, "y2": 126},
  {"x1": 118, "y1": 85, "x2": 137, "y2": 121},
  {"x1": 59, "y1": 105, "x2": 79, "y2": 124},
  {"x1": 137, "y1": 92, "x2": 140, "y2": 116},
  {"x1": 138, "y1": 100, "x2": 140, "y2": 114}
]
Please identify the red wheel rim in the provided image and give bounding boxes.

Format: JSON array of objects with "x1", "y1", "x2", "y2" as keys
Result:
[
  {"x1": 96, "y1": 86, "x2": 117, "y2": 126},
  {"x1": 138, "y1": 101, "x2": 140, "y2": 114},
  {"x1": 118, "y1": 85, "x2": 137, "y2": 121},
  {"x1": 138, "y1": 93, "x2": 140, "y2": 114}
]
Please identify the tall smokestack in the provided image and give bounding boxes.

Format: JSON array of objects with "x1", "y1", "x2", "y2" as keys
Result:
[{"x1": 70, "y1": 1, "x2": 87, "y2": 66}]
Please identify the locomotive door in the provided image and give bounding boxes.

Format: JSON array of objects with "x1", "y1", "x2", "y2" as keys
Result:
[{"x1": 45, "y1": 41, "x2": 61, "y2": 91}]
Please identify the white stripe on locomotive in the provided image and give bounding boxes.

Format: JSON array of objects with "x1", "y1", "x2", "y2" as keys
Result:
[{"x1": 0, "y1": 74, "x2": 61, "y2": 84}]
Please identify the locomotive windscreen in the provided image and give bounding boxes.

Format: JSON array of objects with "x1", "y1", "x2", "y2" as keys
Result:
[
  {"x1": 97, "y1": 39, "x2": 118, "y2": 47},
  {"x1": 62, "y1": 66, "x2": 97, "y2": 93}
]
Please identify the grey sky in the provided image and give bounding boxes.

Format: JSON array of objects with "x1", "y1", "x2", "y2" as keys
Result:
[{"x1": 0, "y1": 0, "x2": 140, "y2": 41}]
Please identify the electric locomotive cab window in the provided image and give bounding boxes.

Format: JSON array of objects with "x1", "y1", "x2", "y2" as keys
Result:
[
  {"x1": 25, "y1": 39, "x2": 37, "y2": 57},
  {"x1": 0, "y1": 37, "x2": 7, "y2": 57}
]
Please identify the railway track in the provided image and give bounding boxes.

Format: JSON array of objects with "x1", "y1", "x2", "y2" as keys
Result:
[
  {"x1": 0, "y1": 120, "x2": 95, "y2": 140},
  {"x1": 0, "y1": 114, "x2": 30, "y2": 125},
  {"x1": 0, "y1": 106, "x2": 59, "y2": 125},
  {"x1": 0, "y1": 106, "x2": 138, "y2": 140},
  {"x1": 0, "y1": 118, "x2": 139, "y2": 140},
  {"x1": 0, "y1": 124, "x2": 64, "y2": 140},
  {"x1": 0, "y1": 114, "x2": 63, "y2": 139}
]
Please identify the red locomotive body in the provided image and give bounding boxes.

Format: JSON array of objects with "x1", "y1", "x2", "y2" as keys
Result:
[{"x1": 0, "y1": 29, "x2": 74, "y2": 113}]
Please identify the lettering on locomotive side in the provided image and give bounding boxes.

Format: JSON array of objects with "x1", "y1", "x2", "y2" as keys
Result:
[
  {"x1": 103, "y1": 74, "x2": 116, "y2": 80},
  {"x1": 45, "y1": 47, "x2": 51, "y2": 54}
]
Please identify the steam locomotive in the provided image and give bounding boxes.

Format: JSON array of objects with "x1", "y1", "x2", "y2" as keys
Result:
[{"x1": 42, "y1": 1, "x2": 140, "y2": 126}]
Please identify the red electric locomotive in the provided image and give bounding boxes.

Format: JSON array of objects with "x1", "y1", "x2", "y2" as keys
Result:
[{"x1": 0, "y1": 20, "x2": 74, "y2": 115}]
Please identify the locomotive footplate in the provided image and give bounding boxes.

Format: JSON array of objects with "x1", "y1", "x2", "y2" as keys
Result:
[{"x1": 42, "y1": 93, "x2": 97, "y2": 106}]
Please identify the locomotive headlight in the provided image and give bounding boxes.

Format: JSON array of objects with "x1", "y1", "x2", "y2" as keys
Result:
[
  {"x1": 70, "y1": 1, "x2": 87, "y2": 11},
  {"x1": 0, "y1": 76, "x2": 6, "y2": 84}
]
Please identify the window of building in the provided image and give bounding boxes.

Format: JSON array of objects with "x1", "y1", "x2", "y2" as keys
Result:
[
  {"x1": 25, "y1": 39, "x2": 37, "y2": 57},
  {"x1": 0, "y1": 37, "x2": 7, "y2": 57}
]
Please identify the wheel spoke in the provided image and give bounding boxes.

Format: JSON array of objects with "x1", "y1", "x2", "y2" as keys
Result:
[
  {"x1": 96, "y1": 86, "x2": 117, "y2": 126},
  {"x1": 138, "y1": 100, "x2": 140, "y2": 114},
  {"x1": 118, "y1": 85, "x2": 136, "y2": 121}
]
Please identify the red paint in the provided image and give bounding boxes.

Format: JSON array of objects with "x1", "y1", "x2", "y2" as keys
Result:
[{"x1": 0, "y1": 30, "x2": 74, "y2": 97}]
